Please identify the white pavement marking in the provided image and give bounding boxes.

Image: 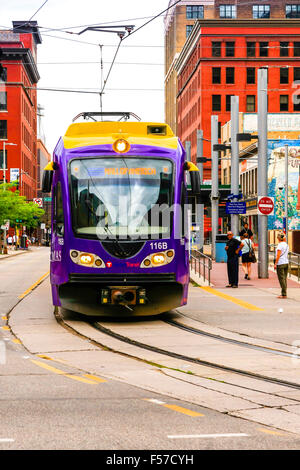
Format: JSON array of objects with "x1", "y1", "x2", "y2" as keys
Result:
[
  {"x1": 146, "y1": 399, "x2": 166, "y2": 405},
  {"x1": 167, "y1": 433, "x2": 249, "y2": 439},
  {"x1": 0, "y1": 439, "x2": 14, "y2": 443}
]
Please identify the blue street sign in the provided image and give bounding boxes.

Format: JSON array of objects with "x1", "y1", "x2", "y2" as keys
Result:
[
  {"x1": 227, "y1": 193, "x2": 243, "y2": 200},
  {"x1": 226, "y1": 201, "x2": 247, "y2": 214}
]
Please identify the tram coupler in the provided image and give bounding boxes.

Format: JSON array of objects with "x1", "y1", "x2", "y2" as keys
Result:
[{"x1": 101, "y1": 287, "x2": 147, "y2": 306}]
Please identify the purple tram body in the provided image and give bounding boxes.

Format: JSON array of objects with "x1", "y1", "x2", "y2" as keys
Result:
[{"x1": 43, "y1": 117, "x2": 199, "y2": 316}]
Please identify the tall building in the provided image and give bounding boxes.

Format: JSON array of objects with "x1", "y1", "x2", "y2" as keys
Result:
[
  {"x1": 164, "y1": 1, "x2": 216, "y2": 134},
  {"x1": 0, "y1": 21, "x2": 42, "y2": 200},
  {"x1": 175, "y1": 18, "x2": 300, "y2": 179}
]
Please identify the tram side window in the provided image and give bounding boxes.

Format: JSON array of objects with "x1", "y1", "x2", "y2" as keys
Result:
[{"x1": 54, "y1": 182, "x2": 64, "y2": 236}]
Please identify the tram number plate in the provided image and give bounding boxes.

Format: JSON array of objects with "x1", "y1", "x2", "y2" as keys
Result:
[{"x1": 150, "y1": 242, "x2": 168, "y2": 250}]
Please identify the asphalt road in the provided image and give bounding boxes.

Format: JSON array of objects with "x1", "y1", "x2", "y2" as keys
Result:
[{"x1": 1, "y1": 247, "x2": 300, "y2": 451}]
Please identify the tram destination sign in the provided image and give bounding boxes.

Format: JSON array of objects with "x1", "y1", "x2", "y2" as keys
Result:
[{"x1": 226, "y1": 201, "x2": 246, "y2": 214}]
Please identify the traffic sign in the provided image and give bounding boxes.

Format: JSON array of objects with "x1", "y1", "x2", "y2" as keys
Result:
[
  {"x1": 257, "y1": 196, "x2": 274, "y2": 216},
  {"x1": 226, "y1": 201, "x2": 246, "y2": 214},
  {"x1": 33, "y1": 198, "x2": 43, "y2": 208},
  {"x1": 257, "y1": 196, "x2": 274, "y2": 215}
]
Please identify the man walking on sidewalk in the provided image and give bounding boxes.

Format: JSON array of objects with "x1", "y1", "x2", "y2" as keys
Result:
[
  {"x1": 225, "y1": 231, "x2": 243, "y2": 288},
  {"x1": 274, "y1": 233, "x2": 289, "y2": 298}
]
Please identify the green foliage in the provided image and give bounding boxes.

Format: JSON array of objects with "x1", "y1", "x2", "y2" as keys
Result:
[{"x1": 0, "y1": 182, "x2": 44, "y2": 228}]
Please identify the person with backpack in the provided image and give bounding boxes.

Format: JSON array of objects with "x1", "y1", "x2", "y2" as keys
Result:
[
  {"x1": 274, "y1": 232, "x2": 289, "y2": 298},
  {"x1": 241, "y1": 233, "x2": 255, "y2": 280}
]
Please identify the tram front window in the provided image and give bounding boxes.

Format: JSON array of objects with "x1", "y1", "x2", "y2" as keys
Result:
[{"x1": 70, "y1": 157, "x2": 174, "y2": 239}]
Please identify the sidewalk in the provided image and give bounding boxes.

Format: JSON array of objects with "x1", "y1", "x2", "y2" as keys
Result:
[
  {"x1": 0, "y1": 246, "x2": 41, "y2": 260},
  {"x1": 210, "y1": 260, "x2": 299, "y2": 289}
]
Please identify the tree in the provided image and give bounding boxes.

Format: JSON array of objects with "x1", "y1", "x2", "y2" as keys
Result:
[{"x1": 0, "y1": 182, "x2": 44, "y2": 227}]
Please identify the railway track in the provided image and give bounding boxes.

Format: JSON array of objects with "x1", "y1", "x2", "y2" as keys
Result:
[{"x1": 88, "y1": 317, "x2": 300, "y2": 392}]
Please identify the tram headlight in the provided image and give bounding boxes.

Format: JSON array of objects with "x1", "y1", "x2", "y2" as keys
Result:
[
  {"x1": 80, "y1": 253, "x2": 94, "y2": 265},
  {"x1": 141, "y1": 249, "x2": 174, "y2": 268},
  {"x1": 113, "y1": 138, "x2": 130, "y2": 154},
  {"x1": 151, "y1": 253, "x2": 166, "y2": 265}
]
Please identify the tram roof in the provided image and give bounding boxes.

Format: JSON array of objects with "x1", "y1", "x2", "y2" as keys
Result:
[{"x1": 62, "y1": 121, "x2": 179, "y2": 150}]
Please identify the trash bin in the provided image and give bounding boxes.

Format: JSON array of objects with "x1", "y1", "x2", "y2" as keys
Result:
[
  {"x1": 215, "y1": 234, "x2": 228, "y2": 263},
  {"x1": 20, "y1": 235, "x2": 26, "y2": 249}
]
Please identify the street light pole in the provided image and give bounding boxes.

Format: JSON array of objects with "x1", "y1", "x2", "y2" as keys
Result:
[
  {"x1": 284, "y1": 144, "x2": 289, "y2": 244},
  {"x1": 211, "y1": 115, "x2": 219, "y2": 260},
  {"x1": 230, "y1": 96, "x2": 240, "y2": 236},
  {"x1": 257, "y1": 68, "x2": 269, "y2": 278},
  {"x1": 1, "y1": 142, "x2": 17, "y2": 254}
]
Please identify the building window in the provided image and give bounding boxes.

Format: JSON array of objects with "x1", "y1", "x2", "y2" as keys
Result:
[
  {"x1": 293, "y1": 95, "x2": 300, "y2": 110},
  {"x1": 226, "y1": 42, "x2": 235, "y2": 57},
  {"x1": 0, "y1": 120, "x2": 7, "y2": 139},
  {"x1": 280, "y1": 67, "x2": 289, "y2": 84},
  {"x1": 0, "y1": 92, "x2": 7, "y2": 111},
  {"x1": 212, "y1": 41, "x2": 221, "y2": 57},
  {"x1": 186, "y1": 5, "x2": 204, "y2": 19},
  {"x1": 286, "y1": 4, "x2": 300, "y2": 18},
  {"x1": 0, "y1": 67, "x2": 7, "y2": 82},
  {"x1": 280, "y1": 42, "x2": 289, "y2": 57},
  {"x1": 246, "y1": 95, "x2": 256, "y2": 112},
  {"x1": 294, "y1": 67, "x2": 300, "y2": 82},
  {"x1": 247, "y1": 42, "x2": 256, "y2": 57},
  {"x1": 259, "y1": 42, "x2": 269, "y2": 57},
  {"x1": 212, "y1": 95, "x2": 221, "y2": 111},
  {"x1": 226, "y1": 95, "x2": 234, "y2": 111},
  {"x1": 226, "y1": 67, "x2": 235, "y2": 84},
  {"x1": 0, "y1": 150, "x2": 5, "y2": 169},
  {"x1": 212, "y1": 67, "x2": 221, "y2": 84},
  {"x1": 247, "y1": 68, "x2": 256, "y2": 84},
  {"x1": 186, "y1": 25, "x2": 194, "y2": 38},
  {"x1": 253, "y1": 5, "x2": 270, "y2": 18},
  {"x1": 294, "y1": 42, "x2": 300, "y2": 56},
  {"x1": 280, "y1": 95, "x2": 289, "y2": 111},
  {"x1": 220, "y1": 5, "x2": 236, "y2": 18}
]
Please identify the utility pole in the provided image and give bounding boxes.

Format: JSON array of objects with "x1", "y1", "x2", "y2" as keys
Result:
[
  {"x1": 230, "y1": 96, "x2": 240, "y2": 236},
  {"x1": 185, "y1": 141, "x2": 191, "y2": 256},
  {"x1": 284, "y1": 144, "x2": 289, "y2": 244},
  {"x1": 257, "y1": 68, "x2": 269, "y2": 278},
  {"x1": 196, "y1": 130, "x2": 204, "y2": 251},
  {"x1": 211, "y1": 115, "x2": 219, "y2": 260}
]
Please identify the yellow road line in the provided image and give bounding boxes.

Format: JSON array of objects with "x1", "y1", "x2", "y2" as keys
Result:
[
  {"x1": 258, "y1": 428, "x2": 287, "y2": 436},
  {"x1": 164, "y1": 404, "x2": 204, "y2": 417},
  {"x1": 200, "y1": 286, "x2": 264, "y2": 311},
  {"x1": 12, "y1": 339, "x2": 21, "y2": 344},
  {"x1": 145, "y1": 399, "x2": 204, "y2": 417},
  {"x1": 18, "y1": 271, "x2": 50, "y2": 299},
  {"x1": 84, "y1": 374, "x2": 107, "y2": 383},
  {"x1": 1, "y1": 326, "x2": 10, "y2": 330},
  {"x1": 36, "y1": 354, "x2": 70, "y2": 365},
  {"x1": 31, "y1": 359, "x2": 98, "y2": 385},
  {"x1": 1, "y1": 316, "x2": 7, "y2": 321}
]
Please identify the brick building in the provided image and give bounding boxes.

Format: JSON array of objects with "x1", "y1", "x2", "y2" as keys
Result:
[
  {"x1": 0, "y1": 21, "x2": 41, "y2": 200},
  {"x1": 175, "y1": 19, "x2": 300, "y2": 180}
]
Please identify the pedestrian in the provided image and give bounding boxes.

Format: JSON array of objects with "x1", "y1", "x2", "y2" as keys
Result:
[
  {"x1": 7, "y1": 235, "x2": 12, "y2": 246},
  {"x1": 241, "y1": 233, "x2": 254, "y2": 280},
  {"x1": 225, "y1": 231, "x2": 243, "y2": 288},
  {"x1": 274, "y1": 232, "x2": 289, "y2": 299},
  {"x1": 239, "y1": 221, "x2": 254, "y2": 241}
]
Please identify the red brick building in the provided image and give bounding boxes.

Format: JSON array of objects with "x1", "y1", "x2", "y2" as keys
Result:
[
  {"x1": 175, "y1": 19, "x2": 300, "y2": 179},
  {"x1": 0, "y1": 21, "x2": 41, "y2": 200}
]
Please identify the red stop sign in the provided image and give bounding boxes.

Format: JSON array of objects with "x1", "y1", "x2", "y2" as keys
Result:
[{"x1": 258, "y1": 196, "x2": 274, "y2": 215}]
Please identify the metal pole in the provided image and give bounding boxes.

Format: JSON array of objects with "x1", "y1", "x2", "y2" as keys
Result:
[
  {"x1": 230, "y1": 95, "x2": 240, "y2": 236},
  {"x1": 196, "y1": 130, "x2": 204, "y2": 251},
  {"x1": 2, "y1": 142, "x2": 7, "y2": 254},
  {"x1": 257, "y1": 68, "x2": 269, "y2": 278},
  {"x1": 211, "y1": 115, "x2": 219, "y2": 260},
  {"x1": 284, "y1": 144, "x2": 289, "y2": 244}
]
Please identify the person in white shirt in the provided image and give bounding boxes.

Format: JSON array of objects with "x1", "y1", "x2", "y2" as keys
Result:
[
  {"x1": 241, "y1": 233, "x2": 254, "y2": 280},
  {"x1": 274, "y1": 233, "x2": 289, "y2": 298}
]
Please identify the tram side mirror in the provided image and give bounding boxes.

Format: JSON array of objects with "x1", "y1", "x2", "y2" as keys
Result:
[
  {"x1": 42, "y1": 162, "x2": 58, "y2": 193},
  {"x1": 184, "y1": 161, "x2": 201, "y2": 195}
]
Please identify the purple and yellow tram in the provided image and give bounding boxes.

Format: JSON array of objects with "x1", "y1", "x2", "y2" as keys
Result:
[{"x1": 42, "y1": 112, "x2": 200, "y2": 316}]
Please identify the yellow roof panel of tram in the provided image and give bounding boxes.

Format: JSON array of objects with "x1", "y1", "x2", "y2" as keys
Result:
[{"x1": 63, "y1": 121, "x2": 179, "y2": 150}]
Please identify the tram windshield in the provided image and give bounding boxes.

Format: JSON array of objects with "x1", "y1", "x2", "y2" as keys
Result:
[{"x1": 69, "y1": 157, "x2": 174, "y2": 239}]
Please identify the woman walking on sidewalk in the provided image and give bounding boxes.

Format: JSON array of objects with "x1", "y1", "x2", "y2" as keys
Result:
[
  {"x1": 274, "y1": 233, "x2": 289, "y2": 299},
  {"x1": 241, "y1": 233, "x2": 254, "y2": 280}
]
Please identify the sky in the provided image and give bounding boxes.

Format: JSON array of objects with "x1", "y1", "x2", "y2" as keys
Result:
[{"x1": 0, "y1": 0, "x2": 171, "y2": 154}]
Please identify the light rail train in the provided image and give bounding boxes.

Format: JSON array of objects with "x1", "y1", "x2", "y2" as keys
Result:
[{"x1": 42, "y1": 112, "x2": 200, "y2": 316}]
